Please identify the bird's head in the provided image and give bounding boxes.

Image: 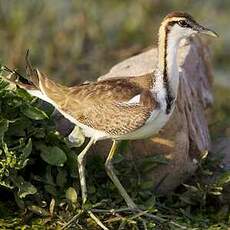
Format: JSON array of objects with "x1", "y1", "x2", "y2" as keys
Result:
[{"x1": 159, "y1": 11, "x2": 218, "y2": 42}]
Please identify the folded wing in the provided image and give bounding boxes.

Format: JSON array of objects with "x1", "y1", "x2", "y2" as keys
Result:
[{"x1": 13, "y1": 70, "x2": 158, "y2": 136}]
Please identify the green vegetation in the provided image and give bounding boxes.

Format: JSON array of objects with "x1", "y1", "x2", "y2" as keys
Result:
[
  {"x1": 0, "y1": 1, "x2": 229, "y2": 84},
  {"x1": 0, "y1": 73, "x2": 229, "y2": 230},
  {"x1": 0, "y1": 1, "x2": 229, "y2": 229}
]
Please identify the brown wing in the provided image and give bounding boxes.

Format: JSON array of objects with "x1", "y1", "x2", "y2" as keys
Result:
[
  {"x1": 62, "y1": 98, "x2": 155, "y2": 136},
  {"x1": 68, "y1": 73, "x2": 154, "y2": 102},
  {"x1": 119, "y1": 73, "x2": 154, "y2": 90},
  {"x1": 34, "y1": 71, "x2": 157, "y2": 136}
]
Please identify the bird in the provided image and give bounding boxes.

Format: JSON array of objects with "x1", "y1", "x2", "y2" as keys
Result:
[{"x1": 7, "y1": 11, "x2": 217, "y2": 209}]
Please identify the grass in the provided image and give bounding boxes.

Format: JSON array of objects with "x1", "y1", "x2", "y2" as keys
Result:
[{"x1": 209, "y1": 86, "x2": 230, "y2": 140}]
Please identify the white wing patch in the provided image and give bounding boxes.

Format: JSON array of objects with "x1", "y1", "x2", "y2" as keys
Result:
[{"x1": 127, "y1": 94, "x2": 141, "y2": 104}]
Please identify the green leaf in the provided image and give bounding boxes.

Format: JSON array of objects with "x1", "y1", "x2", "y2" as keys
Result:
[
  {"x1": 18, "y1": 182, "x2": 37, "y2": 198},
  {"x1": 0, "y1": 77, "x2": 11, "y2": 90},
  {"x1": 0, "y1": 180, "x2": 14, "y2": 189},
  {"x1": 183, "y1": 184, "x2": 199, "y2": 192},
  {"x1": 28, "y1": 205, "x2": 50, "y2": 216},
  {"x1": 217, "y1": 171, "x2": 230, "y2": 186},
  {"x1": 45, "y1": 165, "x2": 55, "y2": 185},
  {"x1": 56, "y1": 168, "x2": 67, "y2": 187},
  {"x1": 7, "y1": 117, "x2": 32, "y2": 137},
  {"x1": 11, "y1": 176, "x2": 37, "y2": 198},
  {"x1": 147, "y1": 154, "x2": 169, "y2": 164},
  {"x1": 40, "y1": 145, "x2": 67, "y2": 167},
  {"x1": 65, "y1": 149, "x2": 78, "y2": 178},
  {"x1": 16, "y1": 88, "x2": 33, "y2": 101},
  {"x1": 209, "y1": 190, "x2": 222, "y2": 196},
  {"x1": 113, "y1": 153, "x2": 125, "y2": 164},
  {"x1": 17, "y1": 139, "x2": 32, "y2": 169},
  {"x1": 143, "y1": 196, "x2": 156, "y2": 209},
  {"x1": 140, "y1": 180, "x2": 154, "y2": 190},
  {"x1": 88, "y1": 185, "x2": 96, "y2": 194},
  {"x1": 65, "y1": 187, "x2": 78, "y2": 203},
  {"x1": 14, "y1": 192, "x2": 25, "y2": 209},
  {"x1": 68, "y1": 126, "x2": 85, "y2": 147},
  {"x1": 0, "y1": 119, "x2": 8, "y2": 141},
  {"x1": 44, "y1": 185, "x2": 57, "y2": 196},
  {"x1": 139, "y1": 155, "x2": 169, "y2": 173},
  {"x1": 21, "y1": 138, "x2": 32, "y2": 159},
  {"x1": 21, "y1": 104, "x2": 48, "y2": 120}
]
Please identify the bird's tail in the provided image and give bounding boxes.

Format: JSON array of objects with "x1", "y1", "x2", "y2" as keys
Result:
[{"x1": 5, "y1": 53, "x2": 68, "y2": 105}]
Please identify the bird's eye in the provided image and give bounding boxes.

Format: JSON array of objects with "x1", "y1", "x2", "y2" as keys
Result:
[{"x1": 178, "y1": 20, "x2": 188, "y2": 27}]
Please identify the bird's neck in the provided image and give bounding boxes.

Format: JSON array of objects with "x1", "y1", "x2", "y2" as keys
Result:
[{"x1": 154, "y1": 24, "x2": 181, "y2": 114}]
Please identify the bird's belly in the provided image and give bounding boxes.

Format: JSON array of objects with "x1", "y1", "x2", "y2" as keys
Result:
[
  {"x1": 117, "y1": 110, "x2": 171, "y2": 140},
  {"x1": 67, "y1": 109, "x2": 172, "y2": 141},
  {"x1": 29, "y1": 89, "x2": 172, "y2": 141},
  {"x1": 58, "y1": 109, "x2": 110, "y2": 140},
  {"x1": 58, "y1": 104, "x2": 172, "y2": 141}
]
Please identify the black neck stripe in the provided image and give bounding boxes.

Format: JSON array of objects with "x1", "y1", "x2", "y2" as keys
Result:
[{"x1": 163, "y1": 22, "x2": 176, "y2": 114}]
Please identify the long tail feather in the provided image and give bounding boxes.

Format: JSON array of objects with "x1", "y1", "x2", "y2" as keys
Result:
[{"x1": 3, "y1": 52, "x2": 68, "y2": 107}]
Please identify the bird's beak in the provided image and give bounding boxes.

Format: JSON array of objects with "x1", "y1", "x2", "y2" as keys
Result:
[{"x1": 198, "y1": 26, "x2": 218, "y2": 38}]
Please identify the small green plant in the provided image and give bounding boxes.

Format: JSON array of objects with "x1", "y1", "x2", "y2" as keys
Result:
[{"x1": 0, "y1": 73, "x2": 81, "y2": 220}]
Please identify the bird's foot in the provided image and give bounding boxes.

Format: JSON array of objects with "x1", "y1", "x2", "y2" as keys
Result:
[
  {"x1": 81, "y1": 200, "x2": 109, "y2": 230},
  {"x1": 87, "y1": 210, "x2": 109, "y2": 230}
]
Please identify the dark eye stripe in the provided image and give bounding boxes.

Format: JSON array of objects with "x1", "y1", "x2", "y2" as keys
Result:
[{"x1": 178, "y1": 20, "x2": 191, "y2": 28}]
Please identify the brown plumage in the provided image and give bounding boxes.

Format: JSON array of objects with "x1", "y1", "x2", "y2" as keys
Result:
[
  {"x1": 17, "y1": 70, "x2": 157, "y2": 137},
  {"x1": 164, "y1": 11, "x2": 195, "y2": 21}
]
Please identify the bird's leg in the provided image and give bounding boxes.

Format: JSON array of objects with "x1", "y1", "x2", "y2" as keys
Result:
[
  {"x1": 77, "y1": 138, "x2": 95, "y2": 205},
  {"x1": 77, "y1": 139, "x2": 109, "y2": 230},
  {"x1": 105, "y1": 140, "x2": 137, "y2": 209}
]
